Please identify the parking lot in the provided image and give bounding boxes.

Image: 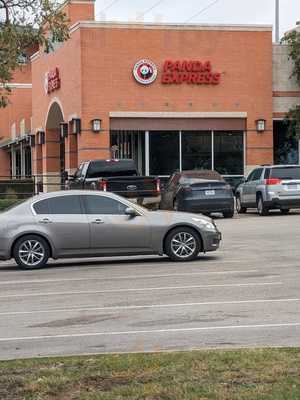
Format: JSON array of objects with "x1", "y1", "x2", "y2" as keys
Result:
[{"x1": 0, "y1": 210, "x2": 300, "y2": 360}]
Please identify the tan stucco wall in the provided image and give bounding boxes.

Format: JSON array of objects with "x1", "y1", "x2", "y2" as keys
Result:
[{"x1": 273, "y1": 44, "x2": 300, "y2": 114}]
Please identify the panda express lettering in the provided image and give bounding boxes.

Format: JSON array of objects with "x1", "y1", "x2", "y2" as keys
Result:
[{"x1": 161, "y1": 60, "x2": 221, "y2": 85}]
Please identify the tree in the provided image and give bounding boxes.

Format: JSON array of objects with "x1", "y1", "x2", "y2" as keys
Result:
[
  {"x1": 281, "y1": 29, "x2": 300, "y2": 138},
  {"x1": 0, "y1": 0, "x2": 69, "y2": 107}
]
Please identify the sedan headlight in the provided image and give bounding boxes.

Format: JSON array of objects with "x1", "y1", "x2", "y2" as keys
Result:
[{"x1": 192, "y1": 218, "x2": 217, "y2": 232}]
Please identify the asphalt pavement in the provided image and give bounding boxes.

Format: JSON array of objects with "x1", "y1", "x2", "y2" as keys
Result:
[{"x1": 1, "y1": 210, "x2": 300, "y2": 360}]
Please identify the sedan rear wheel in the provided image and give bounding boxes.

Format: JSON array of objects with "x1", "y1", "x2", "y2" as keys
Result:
[
  {"x1": 223, "y1": 210, "x2": 234, "y2": 218},
  {"x1": 281, "y1": 209, "x2": 290, "y2": 215},
  {"x1": 165, "y1": 227, "x2": 201, "y2": 262},
  {"x1": 13, "y1": 235, "x2": 50, "y2": 270}
]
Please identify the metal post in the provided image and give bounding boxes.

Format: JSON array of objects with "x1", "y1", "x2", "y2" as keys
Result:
[
  {"x1": 275, "y1": 0, "x2": 280, "y2": 43},
  {"x1": 211, "y1": 131, "x2": 214, "y2": 171},
  {"x1": 179, "y1": 131, "x2": 182, "y2": 172},
  {"x1": 145, "y1": 131, "x2": 149, "y2": 175}
]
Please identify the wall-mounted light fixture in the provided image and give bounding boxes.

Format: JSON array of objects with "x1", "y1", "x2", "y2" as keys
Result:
[
  {"x1": 91, "y1": 118, "x2": 102, "y2": 133},
  {"x1": 37, "y1": 130, "x2": 45, "y2": 145},
  {"x1": 256, "y1": 119, "x2": 266, "y2": 133},
  {"x1": 71, "y1": 118, "x2": 81, "y2": 135},
  {"x1": 60, "y1": 122, "x2": 68, "y2": 139}
]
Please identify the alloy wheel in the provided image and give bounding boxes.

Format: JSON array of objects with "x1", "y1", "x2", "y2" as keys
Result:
[
  {"x1": 171, "y1": 232, "x2": 196, "y2": 259},
  {"x1": 18, "y1": 240, "x2": 45, "y2": 267}
]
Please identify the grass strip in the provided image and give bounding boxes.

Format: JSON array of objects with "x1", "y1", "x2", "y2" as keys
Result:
[{"x1": 1, "y1": 348, "x2": 300, "y2": 399}]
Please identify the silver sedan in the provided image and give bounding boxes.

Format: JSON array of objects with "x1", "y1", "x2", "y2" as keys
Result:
[{"x1": 0, "y1": 191, "x2": 222, "y2": 269}]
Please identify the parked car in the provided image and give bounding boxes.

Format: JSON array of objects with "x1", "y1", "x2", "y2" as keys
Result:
[
  {"x1": 67, "y1": 159, "x2": 160, "y2": 207},
  {"x1": 0, "y1": 191, "x2": 222, "y2": 269},
  {"x1": 235, "y1": 164, "x2": 300, "y2": 216},
  {"x1": 160, "y1": 170, "x2": 235, "y2": 218}
]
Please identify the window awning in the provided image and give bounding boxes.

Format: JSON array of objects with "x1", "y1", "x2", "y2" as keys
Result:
[{"x1": 0, "y1": 135, "x2": 30, "y2": 149}]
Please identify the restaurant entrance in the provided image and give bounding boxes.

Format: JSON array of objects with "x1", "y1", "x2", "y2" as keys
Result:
[{"x1": 110, "y1": 130, "x2": 245, "y2": 178}]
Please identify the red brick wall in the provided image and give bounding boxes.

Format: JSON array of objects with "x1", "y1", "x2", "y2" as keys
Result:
[
  {"x1": 62, "y1": 1, "x2": 95, "y2": 26},
  {"x1": 0, "y1": 63, "x2": 32, "y2": 177},
  {"x1": 0, "y1": 64, "x2": 32, "y2": 141},
  {"x1": 31, "y1": 23, "x2": 274, "y2": 174},
  {"x1": 80, "y1": 26, "x2": 273, "y2": 166}
]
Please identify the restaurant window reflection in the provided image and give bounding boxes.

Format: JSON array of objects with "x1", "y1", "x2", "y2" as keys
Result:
[
  {"x1": 214, "y1": 131, "x2": 244, "y2": 175},
  {"x1": 149, "y1": 131, "x2": 179, "y2": 175},
  {"x1": 182, "y1": 131, "x2": 212, "y2": 170}
]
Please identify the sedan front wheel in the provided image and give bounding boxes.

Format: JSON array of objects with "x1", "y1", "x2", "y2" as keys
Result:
[{"x1": 165, "y1": 227, "x2": 201, "y2": 262}]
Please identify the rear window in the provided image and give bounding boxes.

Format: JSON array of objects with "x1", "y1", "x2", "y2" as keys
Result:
[
  {"x1": 180, "y1": 170, "x2": 223, "y2": 184},
  {"x1": 270, "y1": 167, "x2": 300, "y2": 180},
  {"x1": 86, "y1": 160, "x2": 138, "y2": 179},
  {"x1": 33, "y1": 196, "x2": 83, "y2": 215},
  {"x1": 179, "y1": 177, "x2": 224, "y2": 185}
]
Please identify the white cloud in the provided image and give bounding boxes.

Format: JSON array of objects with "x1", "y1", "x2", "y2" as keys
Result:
[{"x1": 95, "y1": 0, "x2": 300, "y2": 40}]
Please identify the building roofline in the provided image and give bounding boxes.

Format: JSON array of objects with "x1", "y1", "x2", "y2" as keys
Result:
[
  {"x1": 31, "y1": 20, "x2": 273, "y2": 62},
  {"x1": 57, "y1": 0, "x2": 95, "y2": 13},
  {"x1": 70, "y1": 20, "x2": 273, "y2": 34}
]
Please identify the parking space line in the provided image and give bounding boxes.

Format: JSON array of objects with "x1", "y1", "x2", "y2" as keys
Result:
[
  {"x1": 1, "y1": 322, "x2": 300, "y2": 342},
  {"x1": 0, "y1": 282, "x2": 282, "y2": 299},
  {"x1": 0, "y1": 269, "x2": 260, "y2": 286},
  {"x1": 0, "y1": 297, "x2": 299, "y2": 316}
]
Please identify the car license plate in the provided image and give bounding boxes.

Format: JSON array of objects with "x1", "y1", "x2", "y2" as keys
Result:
[
  {"x1": 205, "y1": 190, "x2": 215, "y2": 196},
  {"x1": 286, "y1": 185, "x2": 298, "y2": 190}
]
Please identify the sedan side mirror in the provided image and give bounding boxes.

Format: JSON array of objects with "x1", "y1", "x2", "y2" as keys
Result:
[{"x1": 125, "y1": 207, "x2": 139, "y2": 217}]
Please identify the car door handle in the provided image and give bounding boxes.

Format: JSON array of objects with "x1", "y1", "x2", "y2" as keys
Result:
[
  {"x1": 39, "y1": 218, "x2": 52, "y2": 224},
  {"x1": 91, "y1": 218, "x2": 104, "y2": 224}
]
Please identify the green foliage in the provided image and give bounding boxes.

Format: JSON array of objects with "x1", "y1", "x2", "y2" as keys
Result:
[
  {"x1": 0, "y1": 0, "x2": 69, "y2": 107},
  {"x1": 284, "y1": 104, "x2": 300, "y2": 138},
  {"x1": 282, "y1": 30, "x2": 300, "y2": 83},
  {"x1": 282, "y1": 30, "x2": 300, "y2": 138}
]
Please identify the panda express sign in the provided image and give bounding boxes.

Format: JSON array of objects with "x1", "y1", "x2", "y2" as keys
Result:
[
  {"x1": 162, "y1": 60, "x2": 221, "y2": 85},
  {"x1": 133, "y1": 59, "x2": 221, "y2": 86}
]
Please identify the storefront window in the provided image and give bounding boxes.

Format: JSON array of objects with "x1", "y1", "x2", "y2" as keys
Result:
[
  {"x1": 273, "y1": 121, "x2": 299, "y2": 164},
  {"x1": 25, "y1": 147, "x2": 32, "y2": 178},
  {"x1": 15, "y1": 149, "x2": 21, "y2": 178},
  {"x1": 182, "y1": 131, "x2": 212, "y2": 170},
  {"x1": 149, "y1": 131, "x2": 179, "y2": 175},
  {"x1": 214, "y1": 131, "x2": 244, "y2": 175},
  {"x1": 111, "y1": 131, "x2": 145, "y2": 174}
]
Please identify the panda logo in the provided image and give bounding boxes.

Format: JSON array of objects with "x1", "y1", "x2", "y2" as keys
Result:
[{"x1": 133, "y1": 59, "x2": 158, "y2": 85}]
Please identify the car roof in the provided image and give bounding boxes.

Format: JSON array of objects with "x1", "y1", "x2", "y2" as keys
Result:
[
  {"x1": 28, "y1": 190, "x2": 123, "y2": 202},
  {"x1": 261, "y1": 165, "x2": 300, "y2": 168},
  {"x1": 87, "y1": 159, "x2": 134, "y2": 163}
]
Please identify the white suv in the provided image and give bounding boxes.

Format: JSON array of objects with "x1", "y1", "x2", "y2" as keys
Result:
[{"x1": 235, "y1": 165, "x2": 300, "y2": 216}]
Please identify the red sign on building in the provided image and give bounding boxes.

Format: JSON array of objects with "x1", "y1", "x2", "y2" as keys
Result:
[
  {"x1": 45, "y1": 68, "x2": 61, "y2": 94},
  {"x1": 161, "y1": 60, "x2": 221, "y2": 85}
]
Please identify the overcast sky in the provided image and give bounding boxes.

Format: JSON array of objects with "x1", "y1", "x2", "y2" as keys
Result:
[{"x1": 95, "y1": 0, "x2": 300, "y2": 40}]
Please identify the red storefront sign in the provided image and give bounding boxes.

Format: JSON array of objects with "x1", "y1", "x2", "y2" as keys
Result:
[
  {"x1": 161, "y1": 60, "x2": 221, "y2": 85},
  {"x1": 45, "y1": 68, "x2": 61, "y2": 94}
]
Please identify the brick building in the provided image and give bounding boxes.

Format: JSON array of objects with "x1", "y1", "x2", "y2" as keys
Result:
[{"x1": 0, "y1": 0, "x2": 299, "y2": 190}]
